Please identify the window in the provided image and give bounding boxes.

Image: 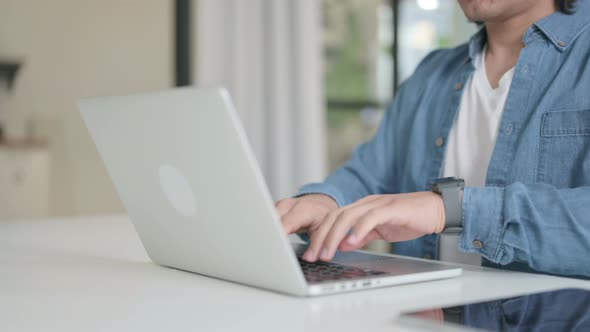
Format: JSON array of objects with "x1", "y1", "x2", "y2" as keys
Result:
[
  {"x1": 323, "y1": 0, "x2": 392, "y2": 172},
  {"x1": 323, "y1": 0, "x2": 476, "y2": 172}
]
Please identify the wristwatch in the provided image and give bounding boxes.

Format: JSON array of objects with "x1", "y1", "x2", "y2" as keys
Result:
[{"x1": 431, "y1": 177, "x2": 465, "y2": 233}]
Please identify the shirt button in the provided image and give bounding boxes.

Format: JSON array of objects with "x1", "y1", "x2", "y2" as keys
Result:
[
  {"x1": 435, "y1": 137, "x2": 444, "y2": 147},
  {"x1": 454, "y1": 82, "x2": 463, "y2": 91},
  {"x1": 558, "y1": 40, "x2": 567, "y2": 47},
  {"x1": 472, "y1": 240, "x2": 484, "y2": 249},
  {"x1": 506, "y1": 123, "x2": 514, "y2": 135}
]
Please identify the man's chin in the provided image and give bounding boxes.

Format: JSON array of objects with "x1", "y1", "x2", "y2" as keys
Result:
[
  {"x1": 463, "y1": 12, "x2": 504, "y2": 25},
  {"x1": 464, "y1": 15, "x2": 485, "y2": 26},
  {"x1": 459, "y1": 2, "x2": 505, "y2": 24}
]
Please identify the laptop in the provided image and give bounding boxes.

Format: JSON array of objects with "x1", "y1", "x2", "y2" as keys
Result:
[{"x1": 79, "y1": 87, "x2": 461, "y2": 297}]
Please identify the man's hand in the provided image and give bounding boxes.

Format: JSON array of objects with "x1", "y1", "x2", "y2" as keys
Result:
[
  {"x1": 275, "y1": 194, "x2": 338, "y2": 237},
  {"x1": 303, "y1": 192, "x2": 445, "y2": 262}
]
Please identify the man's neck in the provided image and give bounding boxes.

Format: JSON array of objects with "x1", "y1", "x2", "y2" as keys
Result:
[
  {"x1": 483, "y1": 2, "x2": 557, "y2": 88},
  {"x1": 485, "y1": 2, "x2": 557, "y2": 56}
]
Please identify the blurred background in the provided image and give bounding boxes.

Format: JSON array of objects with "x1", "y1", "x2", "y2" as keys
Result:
[{"x1": 0, "y1": 0, "x2": 475, "y2": 224}]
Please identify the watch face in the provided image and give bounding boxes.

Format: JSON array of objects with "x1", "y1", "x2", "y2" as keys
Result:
[
  {"x1": 432, "y1": 177, "x2": 465, "y2": 189},
  {"x1": 439, "y1": 177, "x2": 461, "y2": 184},
  {"x1": 437, "y1": 177, "x2": 460, "y2": 183}
]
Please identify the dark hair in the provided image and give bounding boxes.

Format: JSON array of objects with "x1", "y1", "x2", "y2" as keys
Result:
[{"x1": 555, "y1": 0, "x2": 577, "y2": 13}]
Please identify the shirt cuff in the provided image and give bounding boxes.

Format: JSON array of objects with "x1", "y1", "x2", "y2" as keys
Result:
[
  {"x1": 460, "y1": 186, "x2": 505, "y2": 263},
  {"x1": 294, "y1": 182, "x2": 348, "y2": 207}
]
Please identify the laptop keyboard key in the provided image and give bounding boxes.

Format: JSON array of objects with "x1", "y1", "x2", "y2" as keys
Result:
[{"x1": 297, "y1": 257, "x2": 387, "y2": 283}]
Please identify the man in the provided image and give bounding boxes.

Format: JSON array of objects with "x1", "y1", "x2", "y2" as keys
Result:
[{"x1": 276, "y1": 0, "x2": 590, "y2": 277}]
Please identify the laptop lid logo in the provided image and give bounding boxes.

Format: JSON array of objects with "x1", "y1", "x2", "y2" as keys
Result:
[{"x1": 158, "y1": 164, "x2": 197, "y2": 217}]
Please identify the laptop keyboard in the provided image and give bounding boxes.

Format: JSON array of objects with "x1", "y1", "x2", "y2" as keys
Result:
[{"x1": 297, "y1": 257, "x2": 387, "y2": 283}]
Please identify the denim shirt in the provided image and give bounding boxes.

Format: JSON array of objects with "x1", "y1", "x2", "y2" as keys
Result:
[{"x1": 297, "y1": 2, "x2": 590, "y2": 277}]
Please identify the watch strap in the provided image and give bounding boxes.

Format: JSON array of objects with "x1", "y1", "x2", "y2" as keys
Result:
[
  {"x1": 432, "y1": 178, "x2": 464, "y2": 232},
  {"x1": 439, "y1": 186, "x2": 463, "y2": 229}
]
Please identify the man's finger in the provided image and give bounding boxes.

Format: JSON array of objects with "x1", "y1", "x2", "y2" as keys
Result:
[
  {"x1": 280, "y1": 206, "x2": 315, "y2": 235},
  {"x1": 346, "y1": 207, "x2": 389, "y2": 246},
  {"x1": 338, "y1": 230, "x2": 380, "y2": 251},
  {"x1": 275, "y1": 199, "x2": 296, "y2": 218},
  {"x1": 321, "y1": 198, "x2": 389, "y2": 261},
  {"x1": 304, "y1": 208, "x2": 343, "y2": 262}
]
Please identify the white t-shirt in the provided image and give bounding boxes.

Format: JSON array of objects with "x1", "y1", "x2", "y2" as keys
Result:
[{"x1": 439, "y1": 46, "x2": 515, "y2": 264}]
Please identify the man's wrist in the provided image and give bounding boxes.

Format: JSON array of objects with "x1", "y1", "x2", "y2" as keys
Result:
[{"x1": 430, "y1": 191, "x2": 446, "y2": 233}]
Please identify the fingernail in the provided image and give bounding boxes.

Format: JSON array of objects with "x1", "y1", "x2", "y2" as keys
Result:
[
  {"x1": 347, "y1": 233, "x2": 358, "y2": 245},
  {"x1": 303, "y1": 249, "x2": 314, "y2": 261},
  {"x1": 320, "y1": 247, "x2": 330, "y2": 260}
]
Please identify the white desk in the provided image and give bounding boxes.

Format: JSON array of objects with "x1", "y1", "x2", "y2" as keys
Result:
[{"x1": 2, "y1": 216, "x2": 588, "y2": 331}]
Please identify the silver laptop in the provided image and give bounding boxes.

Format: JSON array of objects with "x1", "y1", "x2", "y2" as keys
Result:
[{"x1": 79, "y1": 87, "x2": 461, "y2": 297}]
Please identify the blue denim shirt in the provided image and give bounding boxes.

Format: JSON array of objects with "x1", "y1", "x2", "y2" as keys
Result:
[{"x1": 297, "y1": 3, "x2": 590, "y2": 277}]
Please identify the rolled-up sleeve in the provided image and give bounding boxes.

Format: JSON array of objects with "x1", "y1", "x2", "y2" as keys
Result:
[{"x1": 461, "y1": 182, "x2": 590, "y2": 276}]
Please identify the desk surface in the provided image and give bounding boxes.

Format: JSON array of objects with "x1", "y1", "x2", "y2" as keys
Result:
[{"x1": 1, "y1": 216, "x2": 588, "y2": 332}]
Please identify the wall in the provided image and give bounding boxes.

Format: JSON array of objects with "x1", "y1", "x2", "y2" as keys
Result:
[{"x1": 0, "y1": 0, "x2": 174, "y2": 217}]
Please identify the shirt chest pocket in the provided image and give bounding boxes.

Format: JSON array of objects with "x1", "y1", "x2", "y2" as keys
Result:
[{"x1": 537, "y1": 109, "x2": 590, "y2": 188}]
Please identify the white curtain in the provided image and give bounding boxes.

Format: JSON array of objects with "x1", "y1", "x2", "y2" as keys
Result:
[{"x1": 195, "y1": 0, "x2": 327, "y2": 200}]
